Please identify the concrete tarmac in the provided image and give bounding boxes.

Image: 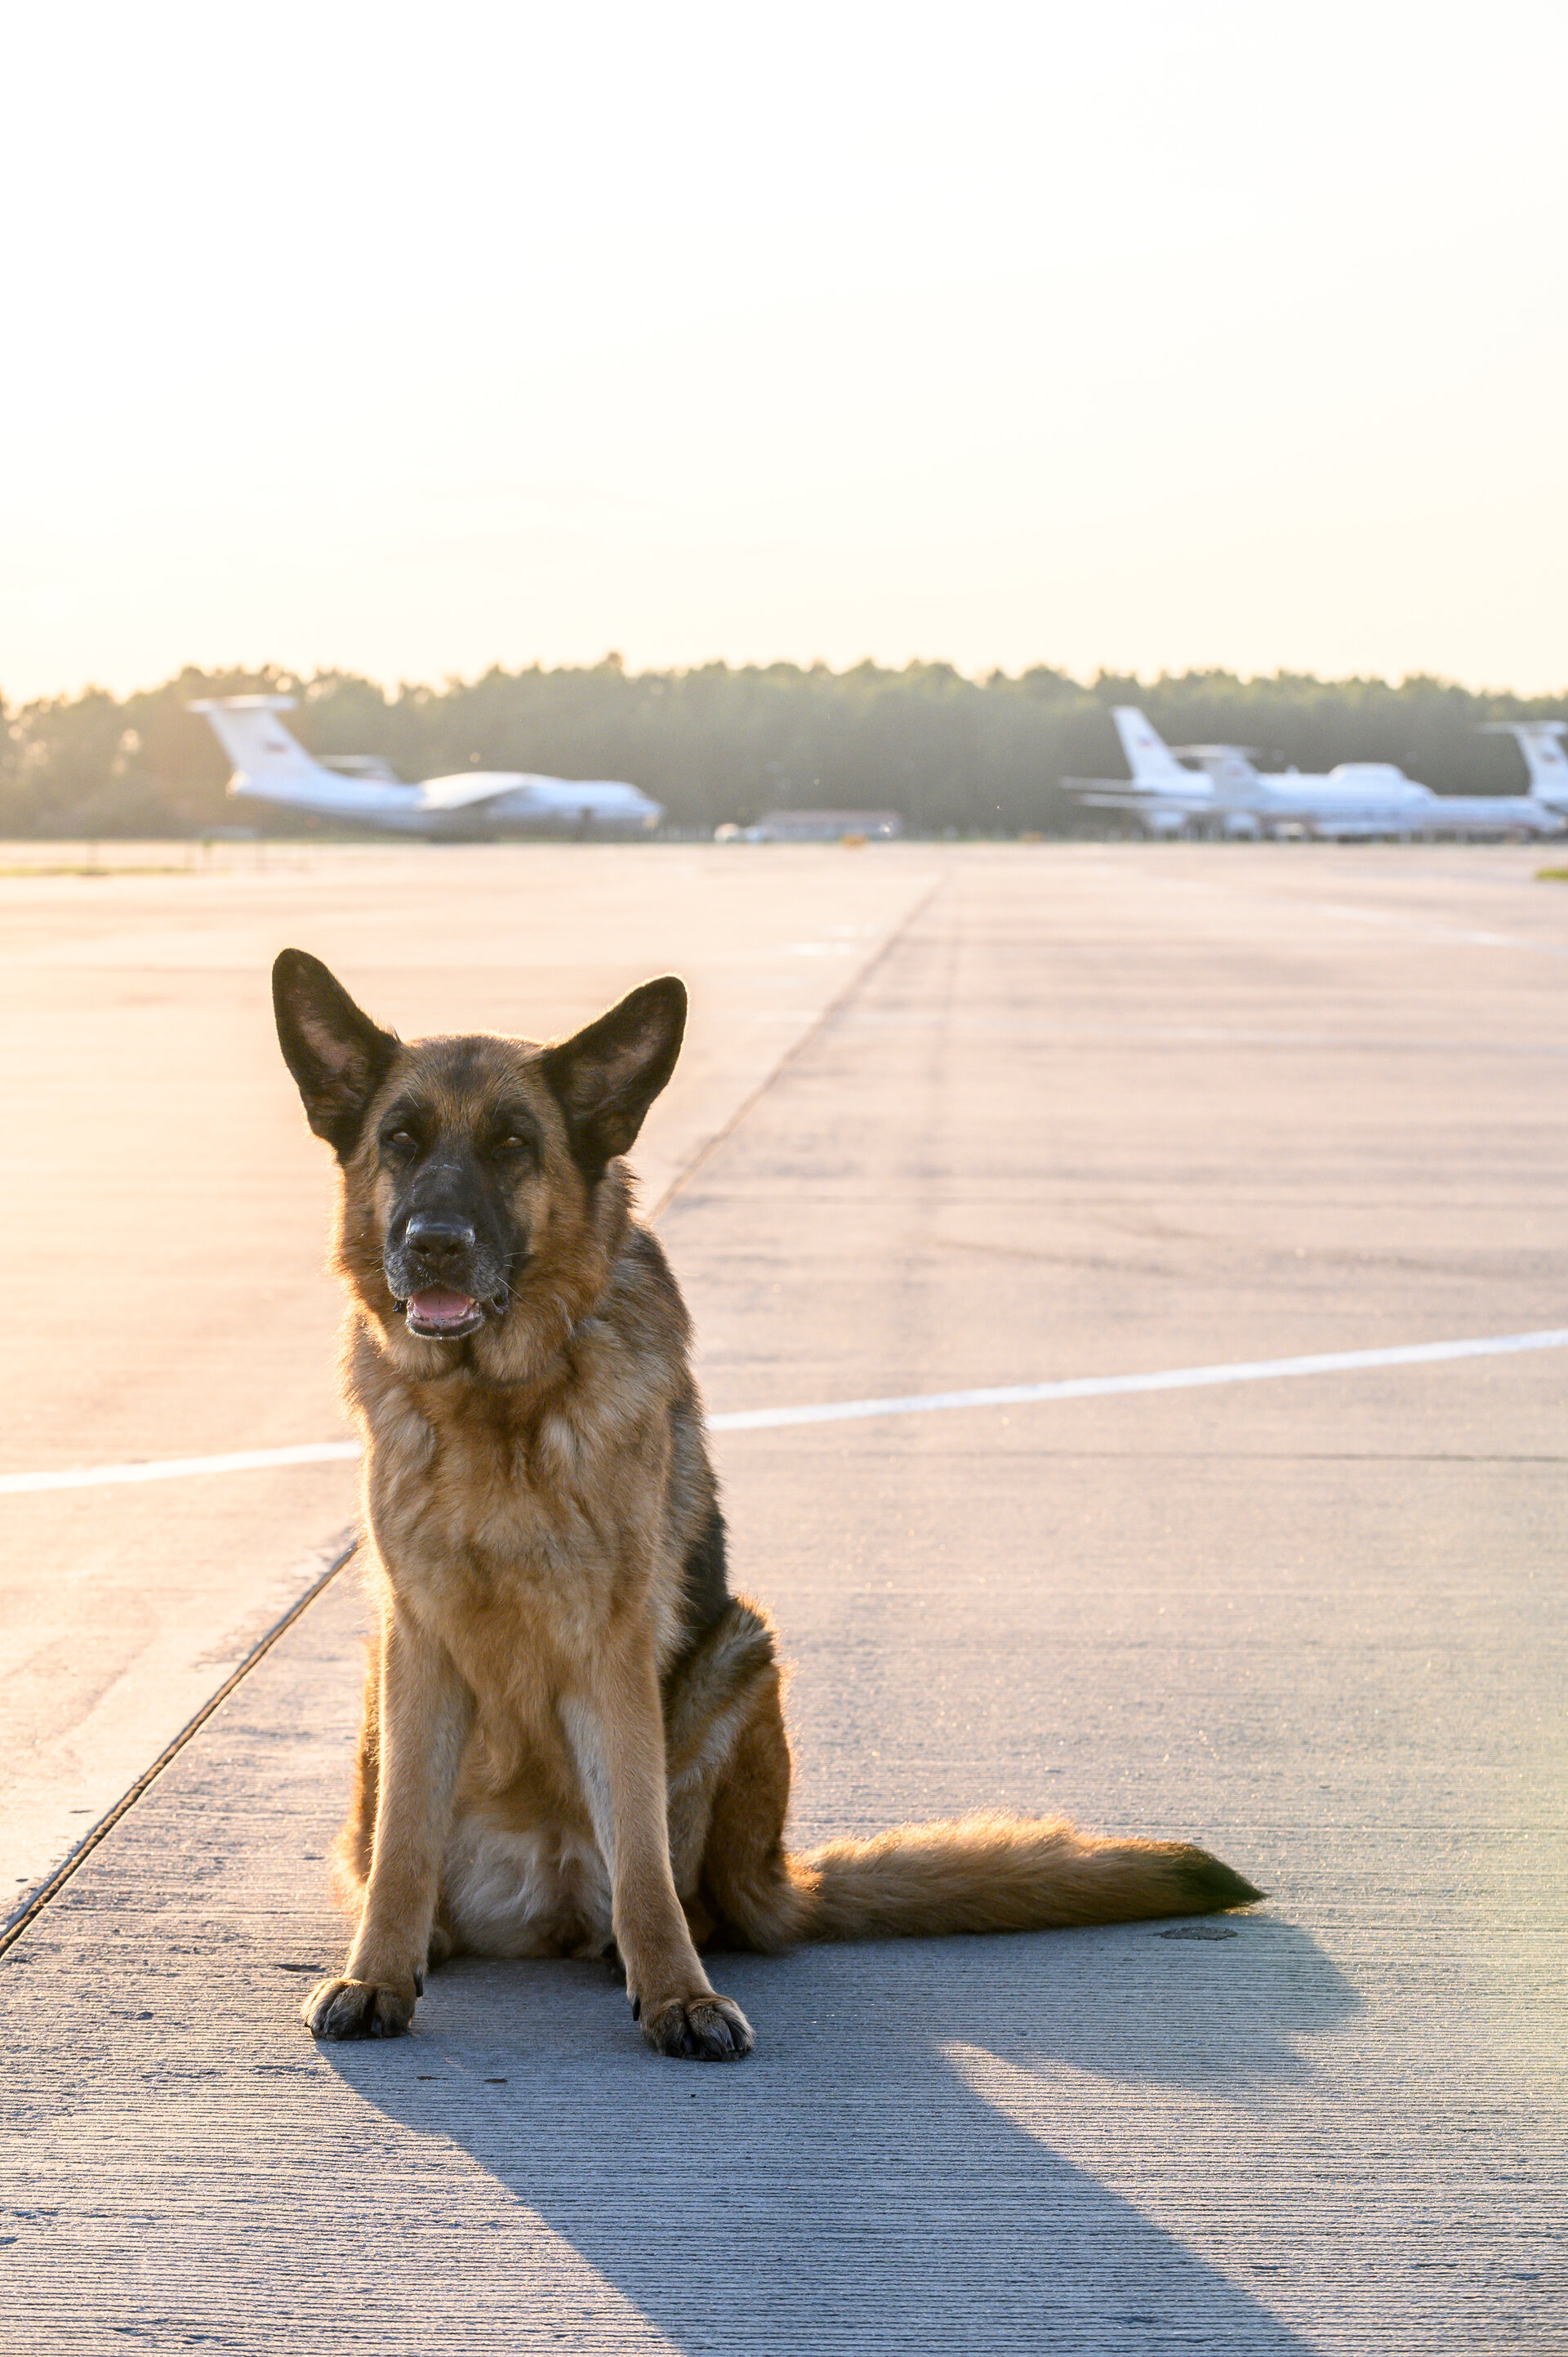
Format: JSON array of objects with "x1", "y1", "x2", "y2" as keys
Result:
[{"x1": 2, "y1": 843, "x2": 1565, "y2": 2350}]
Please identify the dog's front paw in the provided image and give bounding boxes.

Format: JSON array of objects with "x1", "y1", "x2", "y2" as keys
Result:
[
  {"x1": 302, "y1": 1976, "x2": 416, "y2": 2040},
  {"x1": 638, "y1": 1989, "x2": 754, "y2": 2061}
]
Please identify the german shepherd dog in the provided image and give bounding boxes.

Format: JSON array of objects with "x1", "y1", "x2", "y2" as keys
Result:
[{"x1": 275, "y1": 950, "x2": 1260, "y2": 2062}]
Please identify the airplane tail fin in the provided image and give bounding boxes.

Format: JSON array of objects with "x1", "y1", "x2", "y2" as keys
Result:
[
  {"x1": 789, "y1": 1811, "x2": 1262, "y2": 1942},
  {"x1": 188, "y1": 695, "x2": 339, "y2": 806},
  {"x1": 1479, "y1": 721, "x2": 1568, "y2": 808},
  {"x1": 1110, "y1": 707, "x2": 1196, "y2": 790}
]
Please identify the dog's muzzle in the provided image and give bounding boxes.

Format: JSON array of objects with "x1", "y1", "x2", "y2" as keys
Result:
[{"x1": 386, "y1": 1214, "x2": 507, "y2": 1340}]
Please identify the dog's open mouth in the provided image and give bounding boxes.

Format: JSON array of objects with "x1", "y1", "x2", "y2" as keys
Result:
[{"x1": 403, "y1": 1286, "x2": 487, "y2": 1339}]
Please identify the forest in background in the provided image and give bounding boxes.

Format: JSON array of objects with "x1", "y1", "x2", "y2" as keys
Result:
[{"x1": 2, "y1": 657, "x2": 1565, "y2": 837}]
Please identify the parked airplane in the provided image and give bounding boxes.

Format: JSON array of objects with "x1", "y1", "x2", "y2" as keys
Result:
[
  {"x1": 1178, "y1": 741, "x2": 1565, "y2": 840},
  {"x1": 1064, "y1": 709, "x2": 1564, "y2": 840},
  {"x1": 190, "y1": 695, "x2": 664, "y2": 837},
  {"x1": 1477, "y1": 720, "x2": 1568, "y2": 810},
  {"x1": 1061, "y1": 707, "x2": 1218, "y2": 835}
]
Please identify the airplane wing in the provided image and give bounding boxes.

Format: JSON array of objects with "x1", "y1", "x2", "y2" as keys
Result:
[
  {"x1": 410, "y1": 772, "x2": 562, "y2": 815},
  {"x1": 1064, "y1": 786, "x2": 1217, "y2": 814},
  {"x1": 410, "y1": 772, "x2": 665, "y2": 827}
]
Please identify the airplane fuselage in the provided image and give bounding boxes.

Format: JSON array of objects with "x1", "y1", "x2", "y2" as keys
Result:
[
  {"x1": 228, "y1": 769, "x2": 662, "y2": 836},
  {"x1": 1196, "y1": 762, "x2": 1561, "y2": 839}
]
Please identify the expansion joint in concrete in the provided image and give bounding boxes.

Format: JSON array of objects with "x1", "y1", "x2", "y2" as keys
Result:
[
  {"x1": 650, "y1": 864, "x2": 951, "y2": 1219},
  {"x1": 0, "y1": 1530, "x2": 359, "y2": 1958}
]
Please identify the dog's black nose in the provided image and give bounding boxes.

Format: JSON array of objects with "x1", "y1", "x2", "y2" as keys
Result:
[{"x1": 404, "y1": 1214, "x2": 476, "y2": 1265}]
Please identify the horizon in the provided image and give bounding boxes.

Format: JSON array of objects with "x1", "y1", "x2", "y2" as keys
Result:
[{"x1": 10, "y1": 649, "x2": 1568, "y2": 715}]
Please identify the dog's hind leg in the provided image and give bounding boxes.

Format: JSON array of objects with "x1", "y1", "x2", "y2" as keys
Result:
[
  {"x1": 663, "y1": 1597, "x2": 775, "y2": 1891},
  {"x1": 662, "y1": 1596, "x2": 808, "y2": 1954},
  {"x1": 696, "y1": 1669, "x2": 808, "y2": 1952}
]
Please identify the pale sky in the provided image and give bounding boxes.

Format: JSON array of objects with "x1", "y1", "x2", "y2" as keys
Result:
[{"x1": 5, "y1": 0, "x2": 1566, "y2": 702}]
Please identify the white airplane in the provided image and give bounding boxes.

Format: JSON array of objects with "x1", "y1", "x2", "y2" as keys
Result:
[
  {"x1": 1178, "y1": 741, "x2": 1565, "y2": 840},
  {"x1": 1064, "y1": 707, "x2": 1564, "y2": 840},
  {"x1": 189, "y1": 695, "x2": 664, "y2": 837},
  {"x1": 1061, "y1": 707, "x2": 1219, "y2": 835},
  {"x1": 1477, "y1": 720, "x2": 1568, "y2": 810}
]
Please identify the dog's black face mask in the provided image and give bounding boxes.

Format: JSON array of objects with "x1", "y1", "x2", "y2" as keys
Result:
[{"x1": 376, "y1": 1076, "x2": 536, "y2": 1339}]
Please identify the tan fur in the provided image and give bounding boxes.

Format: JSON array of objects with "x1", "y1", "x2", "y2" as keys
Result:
[
  {"x1": 793, "y1": 1815, "x2": 1250, "y2": 1941},
  {"x1": 276, "y1": 955, "x2": 1260, "y2": 2063}
]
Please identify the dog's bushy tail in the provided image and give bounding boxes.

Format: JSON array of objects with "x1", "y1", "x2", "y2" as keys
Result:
[{"x1": 788, "y1": 1811, "x2": 1262, "y2": 1942}]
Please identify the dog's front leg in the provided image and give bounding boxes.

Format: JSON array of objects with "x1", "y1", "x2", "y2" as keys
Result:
[
  {"x1": 304, "y1": 1599, "x2": 471, "y2": 2041},
  {"x1": 566, "y1": 1642, "x2": 754, "y2": 2061}
]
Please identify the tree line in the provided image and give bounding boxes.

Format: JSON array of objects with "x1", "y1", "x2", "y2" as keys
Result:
[{"x1": 2, "y1": 656, "x2": 1564, "y2": 837}]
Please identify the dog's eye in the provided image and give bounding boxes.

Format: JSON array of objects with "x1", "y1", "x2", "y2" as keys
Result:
[
  {"x1": 382, "y1": 1126, "x2": 418, "y2": 1156},
  {"x1": 498, "y1": 1131, "x2": 535, "y2": 1158}
]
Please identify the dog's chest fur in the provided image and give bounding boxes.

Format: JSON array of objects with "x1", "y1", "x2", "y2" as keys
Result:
[
  {"x1": 353, "y1": 1308, "x2": 688, "y2": 1643},
  {"x1": 345, "y1": 1307, "x2": 706, "y2": 1958}
]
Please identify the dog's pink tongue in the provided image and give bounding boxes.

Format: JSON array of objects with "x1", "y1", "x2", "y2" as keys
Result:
[{"x1": 408, "y1": 1286, "x2": 476, "y2": 1326}]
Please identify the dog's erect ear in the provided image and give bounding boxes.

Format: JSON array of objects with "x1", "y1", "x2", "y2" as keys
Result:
[
  {"x1": 541, "y1": 976, "x2": 687, "y2": 1177},
  {"x1": 272, "y1": 949, "x2": 400, "y2": 1160}
]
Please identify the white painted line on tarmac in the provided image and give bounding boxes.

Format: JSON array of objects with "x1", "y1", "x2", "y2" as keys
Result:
[
  {"x1": 706, "y1": 1327, "x2": 1568, "y2": 1430},
  {"x1": 5, "y1": 1327, "x2": 1567, "y2": 1495},
  {"x1": 0, "y1": 1440, "x2": 362, "y2": 1497}
]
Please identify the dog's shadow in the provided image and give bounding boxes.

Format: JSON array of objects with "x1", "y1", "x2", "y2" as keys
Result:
[{"x1": 323, "y1": 1914, "x2": 1355, "y2": 2351}]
